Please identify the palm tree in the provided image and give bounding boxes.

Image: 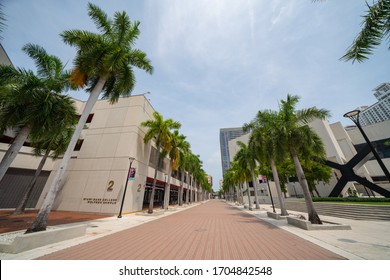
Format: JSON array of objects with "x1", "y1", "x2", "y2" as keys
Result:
[
  {"x1": 141, "y1": 112, "x2": 181, "y2": 214},
  {"x1": 174, "y1": 135, "x2": 191, "y2": 207},
  {"x1": 178, "y1": 150, "x2": 191, "y2": 205},
  {"x1": 222, "y1": 169, "x2": 234, "y2": 201},
  {"x1": 340, "y1": 0, "x2": 390, "y2": 62},
  {"x1": 223, "y1": 161, "x2": 241, "y2": 201},
  {"x1": 0, "y1": 44, "x2": 77, "y2": 183},
  {"x1": 163, "y1": 130, "x2": 189, "y2": 210},
  {"x1": 27, "y1": 3, "x2": 153, "y2": 233},
  {"x1": 245, "y1": 110, "x2": 289, "y2": 216},
  {"x1": 230, "y1": 158, "x2": 251, "y2": 207},
  {"x1": 234, "y1": 141, "x2": 261, "y2": 209},
  {"x1": 225, "y1": 165, "x2": 243, "y2": 203},
  {"x1": 13, "y1": 127, "x2": 74, "y2": 215},
  {"x1": 278, "y1": 94, "x2": 329, "y2": 224},
  {"x1": 186, "y1": 153, "x2": 201, "y2": 204},
  {"x1": 197, "y1": 169, "x2": 211, "y2": 201},
  {"x1": 225, "y1": 163, "x2": 244, "y2": 204}
]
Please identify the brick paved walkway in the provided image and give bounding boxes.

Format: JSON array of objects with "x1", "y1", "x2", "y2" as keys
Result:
[
  {"x1": 38, "y1": 200, "x2": 345, "y2": 260},
  {"x1": 0, "y1": 210, "x2": 109, "y2": 234}
]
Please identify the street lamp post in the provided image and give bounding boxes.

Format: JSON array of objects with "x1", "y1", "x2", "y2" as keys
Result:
[
  {"x1": 344, "y1": 110, "x2": 390, "y2": 184},
  {"x1": 118, "y1": 157, "x2": 135, "y2": 218}
]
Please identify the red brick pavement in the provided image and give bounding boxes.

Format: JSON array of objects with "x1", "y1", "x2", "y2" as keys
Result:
[
  {"x1": 0, "y1": 210, "x2": 109, "y2": 234},
  {"x1": 38, "y1": 200, "x2": 345, "y2": 260}
]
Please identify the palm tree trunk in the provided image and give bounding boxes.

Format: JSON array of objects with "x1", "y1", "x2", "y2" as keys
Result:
[
  {"x1": 186, "y1": 173, "x2": 192, "y2": 204},
  {"x1": 186, "y1": 178, "x2": 191, "y2": 204},
  {"x1": 148, "y1": 147, "x2": 161, "y2": 214},
  {"x1": 148, "y1": 168, "x2": 158, "y2": 214},
  {"x1": 179, "y1": 170, "x2": 185, "y2": 206},
  {"x1": 194, "y1": 179, "x2": 197, "y2": 202},
  {"x1": 237, "y1": 184, "x2": 243, "y2": 204},
  {"x1": 26, "y1": 76, "x2": 107, "y2": 233},
  {"x1": 246, "y1": 182, "x2": 252, "y2": 209},
  {"x1": 0, "y1": 125, "x2": 31, "y2": 182},
  {"x1": 13, "y1": 149, "x2": 50, "y2": 215},
  {"x1": 163, "y1": 161, "x2": 173, "y2": 210},
  {"x1": 235, "y1": 185, "x2": 239, "y2": 203},
  {"x1": 250, "y1": 166, "x2": 260, "y2": 209},
  {"x1": 270, "y1": 159, "x2": 289, "y2": 216},
  {"x1": 240, "y1": 184, "x2": 244, "y2": 204},
  {"x1": 290, "y1": 148, "x2": 322, "y2": 224}
]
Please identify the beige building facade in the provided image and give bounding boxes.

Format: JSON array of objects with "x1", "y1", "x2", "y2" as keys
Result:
[{"x1": 0, "y1": 95, "x2": 200, "y2": 214}]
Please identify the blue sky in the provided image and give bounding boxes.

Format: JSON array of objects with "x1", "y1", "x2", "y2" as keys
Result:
[{"x1": 1, "y1": 0, "x2": 389, "y2": 191}]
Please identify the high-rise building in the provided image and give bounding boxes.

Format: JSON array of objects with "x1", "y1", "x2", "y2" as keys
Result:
[
  {"x1": 359, "y1": 83, "x2": 390, "y2": 126},
  {"x1": 219, "y1": 127, "x2": 247, "y2": 176}
]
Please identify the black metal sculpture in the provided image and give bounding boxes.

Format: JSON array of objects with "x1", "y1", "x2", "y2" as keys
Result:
[{"x1": 325, "y1": 144, "x2": 390, "y2": 197}]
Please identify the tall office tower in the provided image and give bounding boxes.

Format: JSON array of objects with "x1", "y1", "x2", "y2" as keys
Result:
[
  {"x1": 359, "y1": 83, "x2": 390, "y2": 126},
  {"x1": 219, "y1": 127, "x2": 247, "y2": 176}
]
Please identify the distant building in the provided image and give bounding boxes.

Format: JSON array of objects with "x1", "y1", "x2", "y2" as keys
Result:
[
  {"x1": 219, "y1": 127, "x2": 247, "y2": 176},
  {"x1": 0, "y1": 43, "x2": 13, "y2": 66},
  {"x1": 226, "y1": 118, "x2": 390, "y2": 199},
  {"x1": 207, "y1": 175, "x2": 213, "y2": 187},
  {"x1": 359, "y1": 83, "x2": 390, "y2": 126}
]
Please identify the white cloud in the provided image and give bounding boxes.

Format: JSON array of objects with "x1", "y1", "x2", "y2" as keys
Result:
[{"x1": 3, "y1": 0, "x2": 389, "y2": 190}]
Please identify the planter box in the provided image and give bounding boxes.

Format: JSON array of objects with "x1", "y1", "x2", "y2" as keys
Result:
[
  {"x1": 267, "y1": 211, "x2": 288, "y2": 220},
  {"x1": 0, "y1": 224, "x2": 87, "y2": 254},
  {"x1": 287, "y1": 216, "x2": 351, "y2": 231}
]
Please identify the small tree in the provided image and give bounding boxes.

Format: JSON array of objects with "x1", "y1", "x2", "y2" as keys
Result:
[
  {"x1": 141, "y1": 112, "x2": 180, "y2": 214},
  {"x1": 278, "y1": 94, "x2": 330, "y2": 224},
  {"x1": 163, "y1": 131, "x2": 189, "y2": 210},
  {"x1": 303, "y1": 160, "x2": 332, "y2": 197},
  {"x1": 0, "y1": 44, "x2": 76, "y2": 183}
]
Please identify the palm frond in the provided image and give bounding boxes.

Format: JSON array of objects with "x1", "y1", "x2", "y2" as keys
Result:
[
  {"x1": 0, "y1": 4, "x2": 7, "y2": 40},
  {"x1": 296, "y1": 107, "x2": 330, "y2": 124},
  {"x1": 87, "y1": 2, "x2": 112, "y2": 35},
  {"x1": 61, "y1": 3, "x2": 153, "y2": 98},
  {"x1": 341, "y1": 0, "x2": 390, "y2": 62}
]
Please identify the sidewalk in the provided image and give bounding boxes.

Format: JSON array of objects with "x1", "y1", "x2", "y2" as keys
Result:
[
  {"x1": 236, "y1": 203, "x2": 390, "y2": 260},
  {"x1": 1, "y1": 200, "x2": 389, "y2": 260}
]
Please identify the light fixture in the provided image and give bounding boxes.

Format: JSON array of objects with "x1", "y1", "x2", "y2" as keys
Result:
[{"x1": 118, "y1": 157, "x2": 136, "y2": 218}]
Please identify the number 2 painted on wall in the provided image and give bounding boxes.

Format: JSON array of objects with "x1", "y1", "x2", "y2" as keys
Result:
[{"x1": 107, "y1": 180, "x2": 114, "y2": 191}]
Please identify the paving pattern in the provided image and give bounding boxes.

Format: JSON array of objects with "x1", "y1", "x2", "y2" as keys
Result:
[
  {"x1": 0, "y1": 210, "x2": 109, "y2": 234},
  {"x1": 38, "y1": 200, "x2": 345, "y2": 260}
]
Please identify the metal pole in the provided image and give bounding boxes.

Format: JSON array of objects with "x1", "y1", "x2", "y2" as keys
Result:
[
  {"x1": 118, "y1": 157, "x2": 135, "y2": 218},
  {"x1": 347, "y1": 111, "x2": 390, "y2": 183}
]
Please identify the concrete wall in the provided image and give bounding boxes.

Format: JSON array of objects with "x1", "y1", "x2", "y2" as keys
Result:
[{"x1": 35, "y1": 95, "x2": 159, "y2": 215}]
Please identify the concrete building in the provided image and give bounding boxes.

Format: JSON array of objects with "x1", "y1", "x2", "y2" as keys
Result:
[
  {"x1": 219, "y1": 127, "x2": 247, "y2": 176},
  {"x1": 0, "y1": 43, "x2": 12, "y2": 66},
  {"x1": 225, "y1": 118, "x2": 390, "y2": 201},
  {"x1": 0, "y1": 95, "x2": 205, "y2": 214},
  {"x1": 359, "y1": 83, "x2": 390, "y2": 126}
]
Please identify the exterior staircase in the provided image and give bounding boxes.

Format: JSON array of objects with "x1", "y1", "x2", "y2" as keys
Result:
[{"x1": 279, "y1": 200, "x2": 390, "y2": 221}]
